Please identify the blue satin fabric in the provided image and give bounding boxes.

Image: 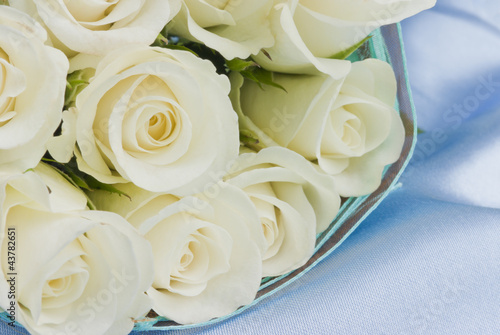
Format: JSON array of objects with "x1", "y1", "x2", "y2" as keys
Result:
[{"x1": 2, "y1": 0, "x2": 499, "y2": 334}]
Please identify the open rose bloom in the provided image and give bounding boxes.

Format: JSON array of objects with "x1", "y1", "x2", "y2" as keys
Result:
[{"x1": 0, "y1": 0, "x2": 435, "y2": 333}]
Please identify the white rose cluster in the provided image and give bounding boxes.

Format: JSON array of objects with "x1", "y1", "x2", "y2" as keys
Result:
[{"x1": 0, "y1": 0, "x2": 435, "y2": 333}]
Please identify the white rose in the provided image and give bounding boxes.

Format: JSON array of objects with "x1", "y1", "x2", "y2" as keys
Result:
[
  {"x1": 90, "y1": 183, "x2": 265, "y2": 324},
  {"x1": 225, "y1": 146, "x2": 340, "y2": 276},
  {"x1": 231, "y1": 59, "x2": 405, "y2": 197},
  {"x1": 0, "y1": 6, "x2": 68, "y2": 172},
  {"x1": 253, "y1": 0, "x2": 436, "y2": 73},
  {"x1": 168, "y1": 0, "x2": 275, "y2": 59},
  {"x1": 50, "y1": 46, "x2": 239, "y2": 195},
  {"x1": 9, "y1": 0, "x2": 181, "y2": 55},
  {"x1": 0, "y1": 163, "x2": 154, "y2": 335}
]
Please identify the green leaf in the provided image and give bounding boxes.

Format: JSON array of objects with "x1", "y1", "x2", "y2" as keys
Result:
[
  {"x1": 329, "y1": 35, "x2": 373, "y2": 60},
  {"x1": 151, "y1": 31, "x2": 200, "y2": 56},
  {"x1": 241, "y1": 67, "x2": 287, "y2": 92},
  {"x1": 239, "y1": 129, "x2": 267, "y2": 152},
  {"x1": 226, "y1": 58, "x2": 257, "y2": 72},
  {"x1": 65, "y1": 69, "x2": 93, "y2": 108},
  {"x1": 63, "y1": 168, "x2": 91, "y2": 190},
  {"x1": 43, "y1": 158, "x2": 130, "y2": 204},
  {"x1": 50, "y1": 164, "x2": 88, "y2": 190},
  {"x1": 67, "y1": 79, "x2": 88, "y2": 88},
  {"x1": 152, "y1": 32, "x2": 169, "y2": 47},
  {"x1": 417, "y1": 127, "x2": 426, "y2": 134},
  {"x1": 85, "y1": 176, "x2": 131, "y2": 200},
  {"x1": 225, "y1": 57, "x2": 286, "y2": 92},
  {"x1": 46, "y1": 165, "x2": 97, "y2": 209},
  {"x1": 86, "y1": 199, "x2": 97, "y2": 210},
  {"x1": 44, "y1": 159, "x2": 91, "y2": 191},
  {"x1": 239, "y1": 130, "x2": 260, "y2": 145}
]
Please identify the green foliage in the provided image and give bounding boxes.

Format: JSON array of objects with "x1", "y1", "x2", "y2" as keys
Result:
[
  {"x1": 239, "y1": 66, "x2": 287, "y2": 92},
  {"x1": 152, "y1": 28, "x2": 286, "y2": 91},
  {"x1": 239, "y1": 129, "x2": 266, "y2": 152},
  {"x1": 239, "y1": 129, "x2": 260, "y2": 146},
  {"x1": 329, "y1": 35, "x2": 373, "y2": 60},
  {"x1": 226, "y1": 57, "x2": 287, "y2": 92},
  {"x1": 85, "y1": 176, "x2": 131, "y2": 200},
  {"x1": 65, "y1": 69, "x2": 93, "y2": 108},
  {"x1": 226, "y1": 58, "x2": 258, "y2": 72},
  {"x1": 152, "y1": 32, "x2": 199, "y2": 56},
  {"x1": 43, "y1": 157, "x2": 131, "y2": 210},
  {"x1": 151, "y1": 30, "x2": 227, "y2": 74}
]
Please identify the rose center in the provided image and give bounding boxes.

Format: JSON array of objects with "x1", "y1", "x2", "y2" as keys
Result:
[
  {"x1": 261, "y1": 217, "x2": 278, "y2": 247},
  {"x1": 43, "y1": 277, "x2": 71, "y2": 297},
  {"x1": 178, "y1": 240, "x2": 197, "y2": 271},
  {"x1": 63, "y1": 0, "x2": 140, "y2": 31},
  {"x1": 326, "y1": 106, "x2": 366, "y2": 156},
  {"x1": 246, "y1": 185, "x2": 285, "y2": 261},
  {"x1": 148, "y1": 215, "x2": 232, "y2": 296},
  {"x1": 38, "y1": 243, "x2": 89, "y2": 310},
  {"x1": 147, "y1": 112, "x2": 176, "y2": 142},
  {"x1": 341, "y1": 117, "x2": 362, "y2": 149},
  {"x1": 64, "y1": 0, "x2": 133, "y2": 24}
]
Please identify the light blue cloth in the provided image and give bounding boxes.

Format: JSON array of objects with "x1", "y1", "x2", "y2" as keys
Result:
[{"x1": 2, "y1": 0, "x2": 499, "y2": 334}]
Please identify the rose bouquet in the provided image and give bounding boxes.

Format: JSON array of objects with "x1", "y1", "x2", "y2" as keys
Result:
[{"x1": 0, "y1": 0, "x2": 435, "y2": 334}]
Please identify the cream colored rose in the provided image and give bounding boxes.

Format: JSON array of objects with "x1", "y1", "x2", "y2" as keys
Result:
[
  {"x1": 0, "y1": 6, "x2": 68, "y2": 171},
  {"x1": 90, "y1": 183, "x2": 265, "y2": 324},
  {"x1": 253, "y1": 0, "x2": 436, "y2": 73},
  {"x1": 50, "y1": 46, "x2": 239, "y2": 195},
  {"x1": 168, "y1": 0, "x2": 275, "y2": 59},
  {"x1": 9, "y1": 0, "x2": 181, "y2": 55},
  {"x1": 0, "y1": 164, "x2": 154, "y2": 335},
  {"x1": 232, "y1": 58, "x2": 405, "y2": 197},
  {"x1": 225, "y1": 146, "x2": 340, "y2": 276}
]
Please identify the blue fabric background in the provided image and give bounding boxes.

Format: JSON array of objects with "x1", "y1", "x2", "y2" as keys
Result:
[{"x1": 2, "y1": 0, "x2": 499, "y2": 334}]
